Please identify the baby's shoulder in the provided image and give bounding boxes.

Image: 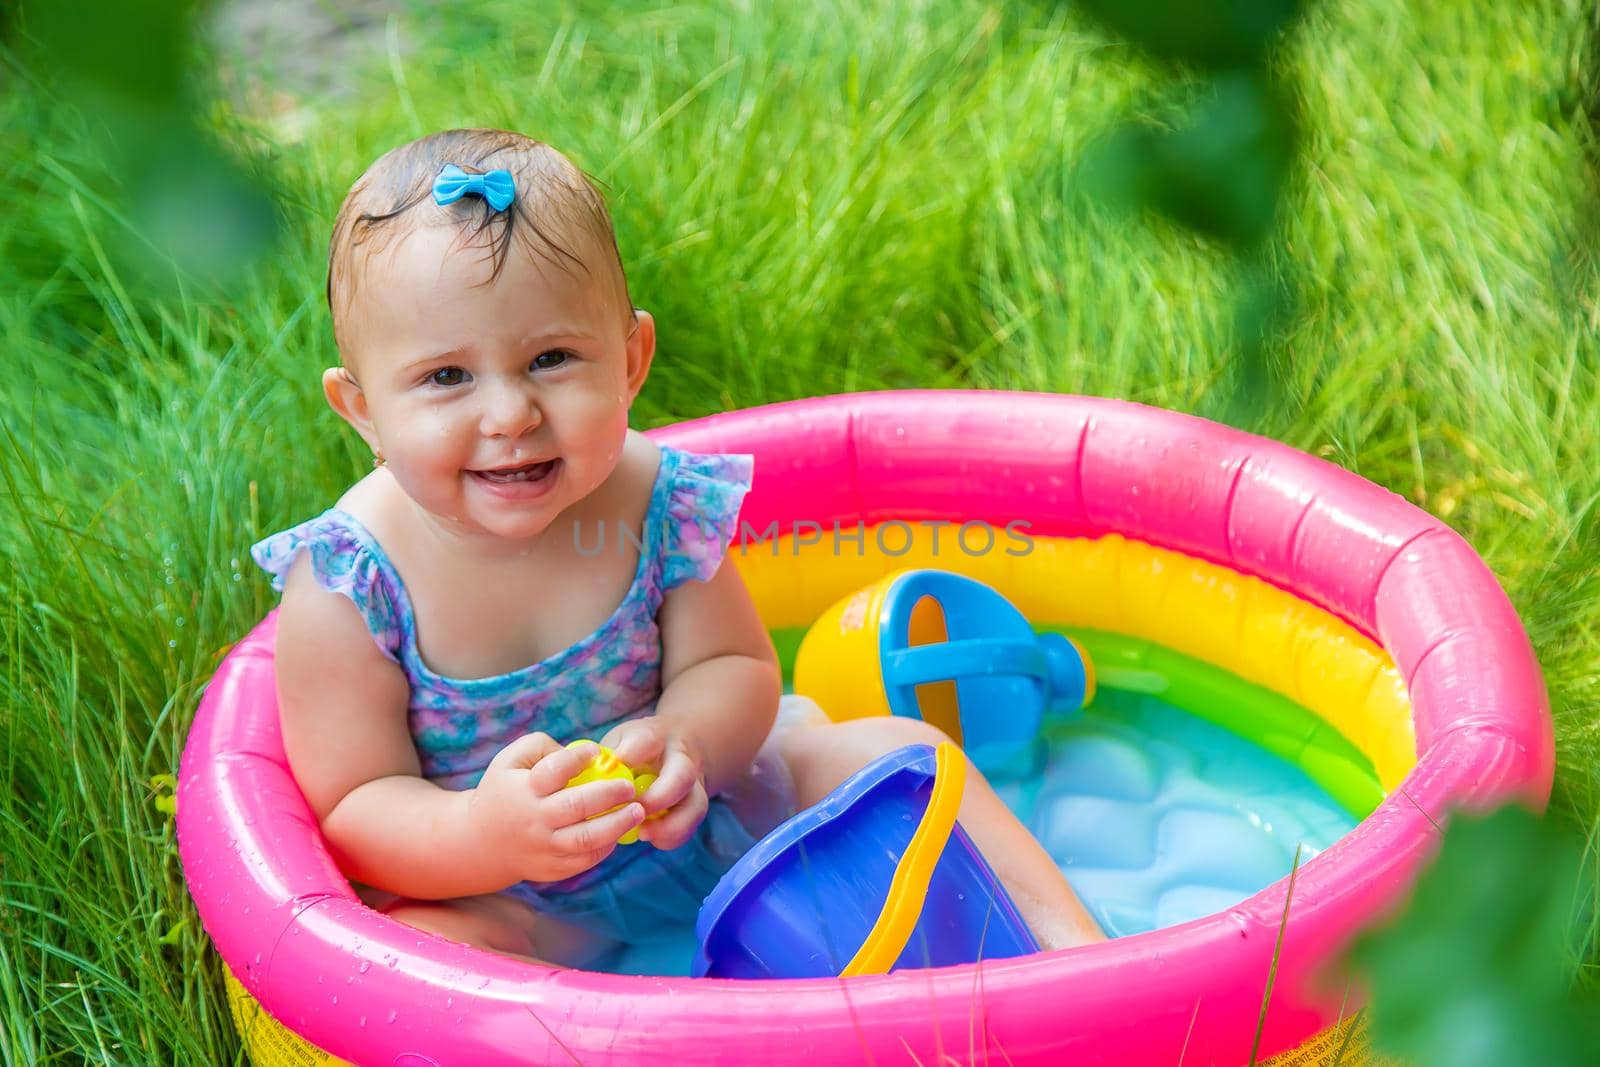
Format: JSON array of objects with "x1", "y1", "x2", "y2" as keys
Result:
[
  {"x1": 331, "y1": 470, "x2": 401, "y2": 538},
  {"x1": 615, "y1": 430, "x2": 664, "y2": 503},
  {"x1": 581, "y1": 430, "x2": 664, "y2": 529},
  {"x1": 327, "y1": 470, "x2": 442, "y2": 576},
  {"x1": 254, "y1": 491, "x2": 408, "y2": 666}
]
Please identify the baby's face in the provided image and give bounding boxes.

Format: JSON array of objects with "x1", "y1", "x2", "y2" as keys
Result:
[{"x1": 331, "y1": 221, "x2": 651, "y2": 542}]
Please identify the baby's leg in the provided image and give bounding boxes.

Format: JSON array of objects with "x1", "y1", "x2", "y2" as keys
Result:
[
  {"x1": 359, "y1": 888, "x2": 608, "y2": 967},
  {"x1": 777, "y1": 715, "x2": 1106, "y2": 952}
]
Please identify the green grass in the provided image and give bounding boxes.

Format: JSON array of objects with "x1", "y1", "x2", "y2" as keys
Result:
[{"x1": 2, "y1": 0, "x2": 1597, "y2": 1059}]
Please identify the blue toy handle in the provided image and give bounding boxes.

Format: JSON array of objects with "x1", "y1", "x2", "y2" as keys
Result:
[
  {"x1": 883, "y1": 640, "x2": 1047, "y2": 688},
  {"x1": 885, "y1": 635, "x2": 1091, "y2": 713},
  {"x1": 876, "y1": 570, "x2": 1095, "y2": 775}
]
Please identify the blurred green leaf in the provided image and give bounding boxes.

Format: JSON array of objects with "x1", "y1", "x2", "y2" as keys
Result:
[
  {"x1": 1084, "y1": 70, "x2": 1295, "y2": 248},
  {"x1": 12, "y1": 0, "x2": 277, "y2": 293},
  {"x1": 1217, "y1": 257, "x2": 1293, "y2": 430},
  {"x1": 120, "y1": 118, "x2": 280, "y2": 288},
  {"x1": 1346, "y1": 806, "x2": 1600, "y2": 1067},
  {"x1": 1075, "y1": 0, "x2": 1307, "y2": 70},
  {"x1": 24, "y1": 0, "x2": 203, "y2": 107}
]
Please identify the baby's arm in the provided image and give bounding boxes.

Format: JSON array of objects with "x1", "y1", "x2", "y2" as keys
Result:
[
  {"x1": 275, "y1": 558, "x2": 643, "y2": 899},
  {"x1": 656, "y1": 552, "x2": 780, "y2": 791},
  {"x1": 605, "y1": 553, "x2": 780, "y2": 845}
]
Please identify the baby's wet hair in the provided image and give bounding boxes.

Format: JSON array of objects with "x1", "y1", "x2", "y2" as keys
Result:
[{"x1": 326, "y1": 128, "x2": 634, "y2": 352}]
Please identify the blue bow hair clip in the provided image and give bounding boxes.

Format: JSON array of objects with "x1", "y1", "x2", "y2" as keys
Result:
[{"x1": 432, "y1": 164, "x2": 515, "y2": 212}]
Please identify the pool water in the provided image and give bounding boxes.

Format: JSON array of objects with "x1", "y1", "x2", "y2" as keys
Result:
[
  {"x1": 996, "y1": 688, "x2": 1356, "y2": 938},
  {"x1": 601, "y1": 687, "x2": 1357, "y2": 975}
]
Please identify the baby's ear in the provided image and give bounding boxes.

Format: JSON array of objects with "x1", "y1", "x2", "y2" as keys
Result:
[
  {"x1": 322, "y1": 366, "x2": 382, "y2": 452},
  {"x1": 623, "y1": 310, "x2": 655, "y2": 400}
]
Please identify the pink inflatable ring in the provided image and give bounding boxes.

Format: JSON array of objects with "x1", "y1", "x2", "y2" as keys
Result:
[{"x1": 179, "y1": 391, "x2": 1552, "y2": 1065}]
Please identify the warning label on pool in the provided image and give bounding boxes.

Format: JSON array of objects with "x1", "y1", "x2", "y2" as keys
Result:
[
  {"x1": 1262, "y1": 1012, "x2": 1397, "y2": 1066},
  {"x1": 225, "y1": 969, "x2": 353, "y2": 1067}
]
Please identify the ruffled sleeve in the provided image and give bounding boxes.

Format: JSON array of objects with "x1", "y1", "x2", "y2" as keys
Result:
[
  {"x1": 659, "y1": 450, "x2": 755, "y2": 592},
  {"x1": 250, "y1": 510, "x2": 405, "y2": 663}
]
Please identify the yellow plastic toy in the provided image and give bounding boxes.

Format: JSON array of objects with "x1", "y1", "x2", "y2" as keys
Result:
[{"x1": 565, "y1": 741, "x2": 660, "y2": 846}]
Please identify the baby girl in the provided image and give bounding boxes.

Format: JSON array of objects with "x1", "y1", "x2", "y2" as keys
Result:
[{"x1": 255, "y1": 127, "x2": 1102, "y2": 966}]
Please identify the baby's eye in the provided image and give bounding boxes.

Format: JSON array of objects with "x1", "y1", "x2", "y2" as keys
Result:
[
  {"x1": 532, "y1": 350, "x2": 571, "y2": 371},
  {"x1": 429, "y1": 366, "x2": 467, "y2": 387}
]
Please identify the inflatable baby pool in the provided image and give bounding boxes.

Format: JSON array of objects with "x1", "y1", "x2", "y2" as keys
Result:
[{"x1": 179, "y1": 390, "x2": 1552, "y2": 1065}]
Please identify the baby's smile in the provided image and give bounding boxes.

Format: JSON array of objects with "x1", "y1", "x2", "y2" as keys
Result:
[{"x1": 468, "y1": 457, "x2": 563, "y2": 498}]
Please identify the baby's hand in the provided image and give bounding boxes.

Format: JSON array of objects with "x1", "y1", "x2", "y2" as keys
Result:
[
  {"x1": 467, "y1": 733, "x2": 646, "y2": 884},
  {"x1": 600, "y1": 718, "x2": 709, "y2": 851}
]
